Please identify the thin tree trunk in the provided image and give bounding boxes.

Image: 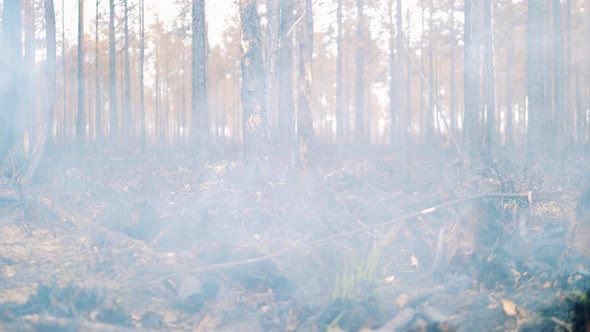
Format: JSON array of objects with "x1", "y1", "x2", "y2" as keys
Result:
[
  {"x1": 527, "y1": 0, "x2": 544, "y2": 153},
  {"x1": 192, "y1": 0, "x2": 208, "y2": 157},
  {"x1": 239, "y1": 0, "x2": 266, "y2": 165},
  {"x1": 109, "y1": 0, "x2": 117, "y2": 142},
  {"x1": 427, "y1": 0, "x2": 434, "y2": 145},
  {"x1": 123, "y1": 0, "x2": 131, "y2": 142},
  {"x1": 278, "y1": 0, "x2": 294, "y2": 160},
  {"x1": 483, "y1": 0, "x2": 495, "y2": 161},
  {"x1": 450, "y1": 0, "x2": 456, "y2": 135},
  {"x1": 405, "y1": 9, "x2": 411, "y2": 145},
  {"x1": 77, "y1": 0, "x2": 86, "y2": 146},
  {"x1": 265, "y1": 0, "x2": 280, "y2": 155},
  {"x1": 552, "y1": 0, "x2": 564, "y2": 151},
  {"x1": 565, "y1": 0, "x2": 571, "y2": 144},
  {"x1": 46, "y1": 0, "x2": 57, "y2": 145},
  {"x1": 388, "y1": 0, "x2": 396, "y2": 145},
  {"x1": 297, "y1": 0, "x2": 313, "y2": 165},
  {"x1": 62, "y1": 0, "x2": 67, "y2": 144},
  {"x1": 24, "y1": 0, "x2": 35, "y2": 146},
  {"x1": 95, "y1": 0, "x2": 101, "y2": 142},
  {"x1": 336, "y1": 0, "x2": 343, "y2": 145},
  {"x1": 420, "y1": 6, "x2": 425, "y2": 143},
  {"x1": 139, "y1": 0, "x2": 146, "y2": 149},
  {"x1": 506, "y1": 16, "x2": 514, "y2": 146},
  {"x1": 355, "y1": 0, "x2": 365, "y2": 146},
  {"x1": 0, "y1": 0, "x2": 22, "y2": 161}
]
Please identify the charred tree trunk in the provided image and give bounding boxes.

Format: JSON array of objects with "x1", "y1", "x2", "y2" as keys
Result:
[
  {"x1": 109, "y1": 0, "x2": 118, "y2": 142},
  {"x1": 77, "y1": 0, "x2": 86, "y2": 146},
  {"x1": 192, "y1": 0, "x2": 208, "y2": 157},
  {"x1": 240, "y1": 0, "x2": 266, "y2": 165}
]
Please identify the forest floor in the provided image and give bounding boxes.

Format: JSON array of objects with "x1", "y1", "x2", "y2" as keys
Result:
[{"x1": 0, "y1": 147, "x2": 589, "y2": 331}]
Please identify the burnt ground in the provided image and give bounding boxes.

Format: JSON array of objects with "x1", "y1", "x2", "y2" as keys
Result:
[{"x1": 0, "y1": 148, "x2": 589, "y2": 331}]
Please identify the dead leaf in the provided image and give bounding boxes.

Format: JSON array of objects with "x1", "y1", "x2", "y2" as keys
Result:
[
  {"x1": 410, "y1": 255, "x2": 419, "y2": 268},
  {"x1": 384, "y1": 276, "x2": 396, "y2": 283},
  {"x1": 501, "y1": 299, "x2": 517, "y2": 316},
  {"x1": 394, "y1": 293, "x2": 409, "y2": 308}
]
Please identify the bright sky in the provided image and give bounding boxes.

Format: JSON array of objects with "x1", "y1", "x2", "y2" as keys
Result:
[
  {"x1": 59, "y1": 0, "x2": 238, "y2": 47},
  {"x1": 58, "y1": 0, "x2": 427, "y2": 48}
]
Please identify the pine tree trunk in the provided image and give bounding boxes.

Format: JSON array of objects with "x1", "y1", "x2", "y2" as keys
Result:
[
  {"x1": 552, "y1": 0, "x2": 565, "y2": 152},
  {"x1": 140, "y1": 0, "x2": 146, "y2": 149},
  {"x1": 278, "y1": 0, "x2": 294, "y2": 160},
  {"x1": 77, "y1": 0, "x2": 86, "y2": 146},
  {"x1": 483, "y1": 0, "x2": 495, "y2": 161},
  {"x1": 527, "y1": 0, "x2": 544, "y2": 153},
  {"x1": 240, "y1": 0, "x2": 266, "y2": 165},
  {"x1": 192, "y1": 0, "x2": 208, "y2": 157},
  {"x1": 95, "y1": 0, "x2": 101, "y2": 142},
  {"x1": 123, "y1": 0, "x2": 132, "y2": 142},
  {"x1": 109, "y1": 0, "x2": 118, "y2": 142},
  {"x1": 297, "y1": 0, "x2": 313, "y2": 165},
  {"x1": 265, "y1": 0, "x2": 280, "y2": 155},
  {"x1": 335, "y1": 0, "x2": 344, "y2": 145},
  {"x1": 355, "y1": 0, "x2": 365, "y2": 146}
]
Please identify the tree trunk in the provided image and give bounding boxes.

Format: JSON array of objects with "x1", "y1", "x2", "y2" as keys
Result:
[
  {"x1": 565, "y1": 0, "x2": 571, "y2": 144},
  {"x1": 427, "y1": 0, "x2": 434, "y2": 145},
  {"x1": 336, "y1": 0, "x2": 344, "y2": 145},
  {"x1": 355, "y1": 0, "x2": 365, "y2": 146},
  {"x1": 388, "y1": 0, "x2": 396, "y2": 145},
  {"x1": 24, "y1": 0, "x2": 35, "y2": 147},
  {"x1": 46, "y1": 0, "x2": 57, "y2": 145},
  {"x1": 420, "y1": 6, "x2": 425, "y2": 143},
  {"x1": 506, "y1": 16, "x2": 514, "y2": 146},
  {"x1": 482, "y1": 0, "x2": 495, "y2": 161},
  {"x1": 297, "y1": 0, "x2": 313, "y2": 165},
  {"x1": 450, "y1": 0, "x2": 456, "y2": 136},
  {"x1": 405, "y1": 9, "x2": 412, "y2": 145},
  {"x1": 123, "y1": 0, "x2": 131, "y2": 142},
  {"x1": 278, "y1": 0, "x2": 294, "y2": 160},
  {"x1": 240, "y1": 0, "x2": 266, "y2": 165},
  {"x1": 265, "y1": 0, "x2": 280, "y2": 155},
  {"x1": 95, "y1": 0, "x2": 101, "y2": 142},
  {"x1": 0, "y1": 0, "x2": 22, "y2": 161},
  {"x1": 192, "y1": 0, "x2": 208, "y2": 157},
  {"x1": 463, "y1": 0, "x2": 481, "y2": 158},
  {"x1": 62, "y1": 0, "x2": 67, "y2": 144},
  {"x1": 109, "y1": 0, "x2": 117, "y2": 142},
  {"x1": 527, "y1": 0, "x2": 544, "y2": 153},
  {"x1": 77, "y1": 0, "x2": 86, "y2": 146},
  {"x1": 139, "y1": 0, "x2": 146, "y2": 149},
  {"x1": 552, "y1": 0, "x2": 564, "y2": 152}
]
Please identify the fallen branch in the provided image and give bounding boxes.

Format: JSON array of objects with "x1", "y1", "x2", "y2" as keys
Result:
[{"x1": 143, "y1": 191, "x2": 532, "y2": 285}]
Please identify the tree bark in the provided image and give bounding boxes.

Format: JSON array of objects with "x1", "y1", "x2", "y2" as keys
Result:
[
  {"x1": 449, "y1": 0, "x2": 456, "y2": 136},
  {"x1": 123, "y1": 0, "x2": 131, "y2": 142},
  {"x1": 336, "y1": 0, "x2": 344, "y2": 145},
  {"x1": 46, "y1": 0, "x2": 57, "y2": 145},
  {"x1": 278, "y1": 0, "x2": 294, "y2": 160},
  {"x1": 265, "y1": 0, "x2": 280, "y2": 155},
  {"x1": 240, "y1": 0, "x2": 266, "y2": 165},
  {"x1": 192, "y1": 0, "x2": 208, "y2": 158},
  {"x1": 463, "y1": 0, "x2": 481, "y2": 158},
  {"x1": 527, "y1": 0, "x2": 544, "y2": 153},
  {"x1": 24, "y1": 0, "x2": 36, "y2": 147},
  {"x1": 0, "y1": 0, "x2": 23, "y2": 161},
  {"x1": 297, "y1": 0, "x2": 313, "y2": 165},
  {"x1": 77, "y1": 0, "x2": 86, "y2": 146},
  {"x1": 109, "y1": 0, "x2": 118, "y2": 142},
  {"x1": 95, "y1": 0, "x2": 101, "y2": 142},
  {"x1": 139, "y1": 0, "x2": 146, "y2": 149},
  {"x1": 62, "y1": 0, "x2": 67, "y2": 143},
  {"x1": 355, "y1": 0, "x2": 365, "y2": 146},
  {"x1": 552, "y1": 0, "x2": 565, "y2": 151},
  {"x1": 482, "y1": 0, "x2": 495, "y2": 161}
]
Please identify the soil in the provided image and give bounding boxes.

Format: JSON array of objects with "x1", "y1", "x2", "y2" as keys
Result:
[{"x1": 0, "y1": 148, "x2": 589, "y2": 331}]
